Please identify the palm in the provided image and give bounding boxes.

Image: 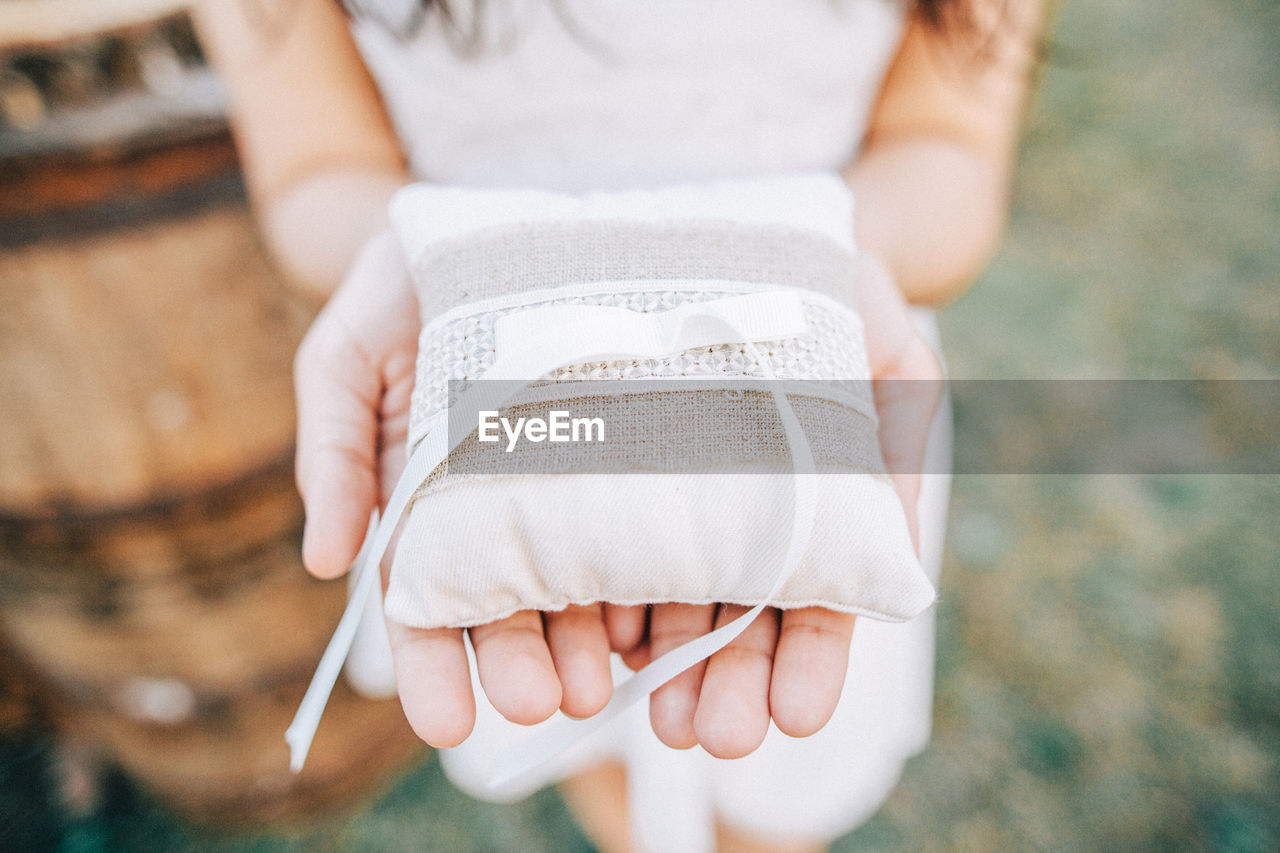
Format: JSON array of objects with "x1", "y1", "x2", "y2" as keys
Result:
[{"x1": 295, "y1": 233, "x2": 940, "y2": 755}]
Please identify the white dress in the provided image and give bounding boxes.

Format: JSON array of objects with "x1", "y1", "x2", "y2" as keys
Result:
[{"x1": 347, "y1": 2, "x2": 952, "y2": 849}]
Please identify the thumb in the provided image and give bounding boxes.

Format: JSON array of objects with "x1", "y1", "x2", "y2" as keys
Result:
[
  {"x1": 854, "y1": 253, "x2": 944, "y2": 555},
  {"x1": 294, "y1": 232, "x2": 417, "y2": 578}
]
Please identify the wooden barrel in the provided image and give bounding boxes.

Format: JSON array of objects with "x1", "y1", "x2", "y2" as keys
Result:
[
  {"x1": 0, "y1": 9, "x2": 423, "y2": 824},
  {"x1": 0, "y1": 634, "x2": 43, "y2": 733}
]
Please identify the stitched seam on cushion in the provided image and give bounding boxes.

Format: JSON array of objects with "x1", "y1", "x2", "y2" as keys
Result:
[{"x1": 387, "y1": 594, "x2": 932, "y2": 630}]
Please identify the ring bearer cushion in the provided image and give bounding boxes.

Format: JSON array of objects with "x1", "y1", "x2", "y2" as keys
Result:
[{"x1": 383, "y1": 174, "x2": 935, "y2": 631}]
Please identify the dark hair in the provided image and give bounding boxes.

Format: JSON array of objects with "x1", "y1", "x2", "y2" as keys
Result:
[
  {"x1": 914, "y1": 0, "x2": 970, "y2": 30},
  {"x1": 343, "y1": 1, "x2": 973, "y2": 44}
]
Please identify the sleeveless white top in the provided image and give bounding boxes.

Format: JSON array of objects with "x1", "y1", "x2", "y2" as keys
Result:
[
  {"x1": 345, "y1": 5, "x2": 952, "y2": 850},
  {"x1": 349, "y1": 0, "x2": 907, "y2": 190}
]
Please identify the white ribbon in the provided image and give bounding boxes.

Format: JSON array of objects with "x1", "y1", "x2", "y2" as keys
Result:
[{"x1": 286, "y1": 288, "x2": 815, "y2": 776}]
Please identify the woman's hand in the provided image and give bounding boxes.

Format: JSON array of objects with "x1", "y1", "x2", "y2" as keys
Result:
[
  {"x1": 603, "y1": 250, "x2": 943, "y2": 757},
  {"x1": 294, "y1": 233, "x2": 942, "y2": 755}
]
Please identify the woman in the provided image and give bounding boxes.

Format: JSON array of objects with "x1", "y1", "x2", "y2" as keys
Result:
[{"x1": 196, "y1": 1, "x2": 1044, "y2": 849}]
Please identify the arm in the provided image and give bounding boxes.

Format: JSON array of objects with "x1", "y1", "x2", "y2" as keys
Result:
[
  {"x1": 847, "y1": 0, "x2": 1047, "y2": 305},
  {"x1": 192, "y1": 0, "x2": 409, "y2": 299}
]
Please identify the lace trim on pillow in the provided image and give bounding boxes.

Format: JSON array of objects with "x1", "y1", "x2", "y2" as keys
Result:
[{"x1": 409, "y1": 286, "x2": 871, "y2": 448}]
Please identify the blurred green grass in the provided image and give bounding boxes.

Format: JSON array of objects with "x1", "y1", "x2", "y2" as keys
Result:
[
  {"x1": 4, "y1": 0, "x2": 1278, "y2": 850},
  {"x1": 851, "y1": 1, "x2": 1279, "y2": 850}
]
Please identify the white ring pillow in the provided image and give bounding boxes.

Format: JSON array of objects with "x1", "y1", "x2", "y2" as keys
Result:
[
  {"x1": 387, "y1": 174, "x2": 933, "y2": 628},
  {"x1": 285, "y1": 173, "x2": 935, "y2": 783}
]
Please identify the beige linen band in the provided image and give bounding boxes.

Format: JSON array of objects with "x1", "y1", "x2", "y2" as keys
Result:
[{"x1": 412, "y1": 221, "x2": 861, "y2": 320}]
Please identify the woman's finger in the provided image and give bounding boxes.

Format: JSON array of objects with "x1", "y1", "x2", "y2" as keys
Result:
[
  {"x1": 470, "y1": 610, "x2": 563, "y2": 725},
  {"x1": 646, "y1": 603, "x2": 716, "y2": 749},
  {"x1": 693, "y1": 605, "x2": 779, "y2": 759},
  {"x1": 602, "y1": 604, "x2": 648, "y2": 657},
  {"x1": 769, "y1": 607, "x2": 856, "y2": 737},
  {"x1": 544, "y1": 604, "x2": 614, "y2": 718},
  {"x1": 386, "y1": 620, "x2": 475, "y2": 748}
]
